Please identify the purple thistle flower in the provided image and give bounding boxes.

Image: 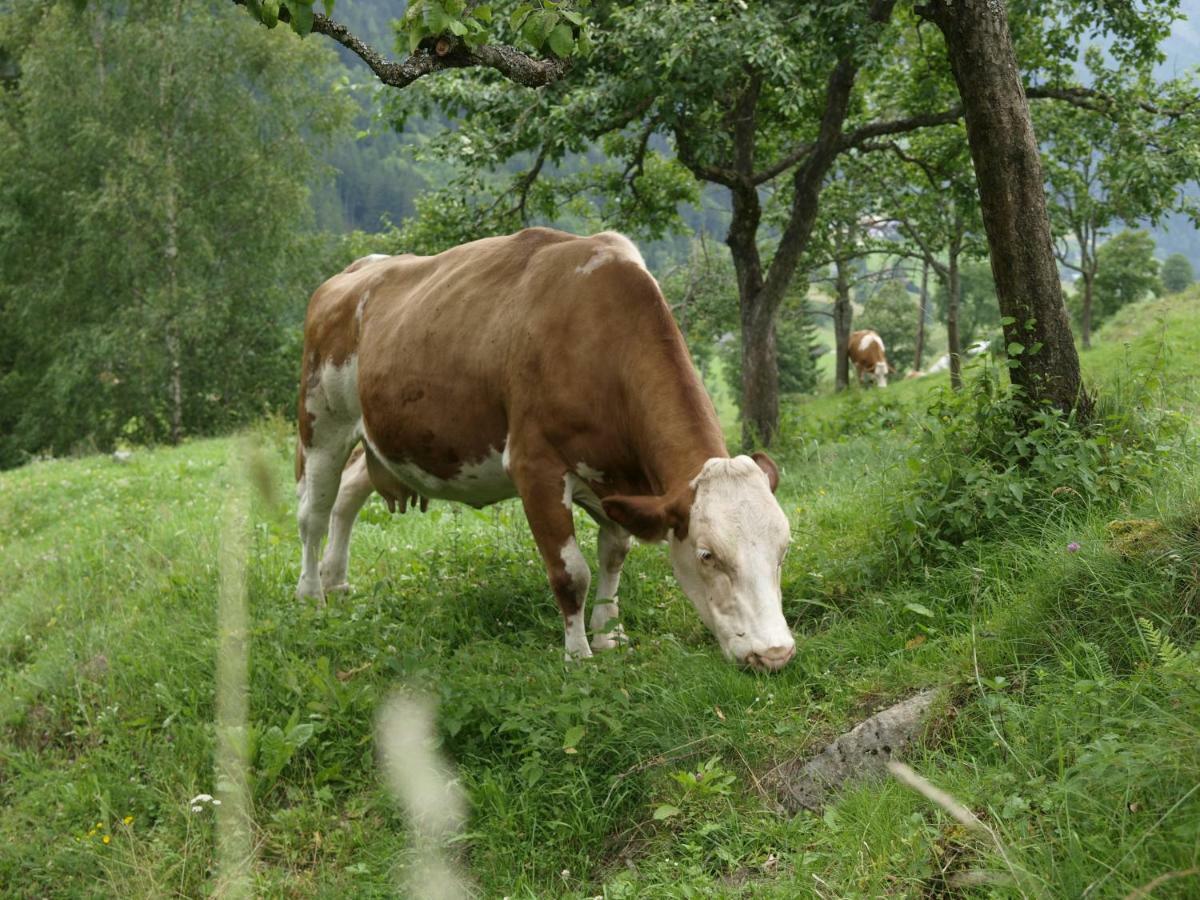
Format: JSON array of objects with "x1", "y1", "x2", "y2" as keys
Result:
[{"x1": 1067, "y1": 541, "x2": 1081, "y2": 553}]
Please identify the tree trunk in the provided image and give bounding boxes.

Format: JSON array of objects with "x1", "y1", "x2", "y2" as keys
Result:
[
  {"x1": 163, "y1": 0, "x2": 184, "y2": 445},
  {"x1": 914, "y1": 259, "x2": 928, "y2": 371},
  {"x1": 916, "y1": 0, "x2": 1089, "y2": 417},
  {"x1": 947, "y1": 246, "x2": 962, "y2": 390},
  {"x1": 834, "y1": 254, "x2": 853, "y2": 391},
  {"x1": 1080, "y1": 269, "x2": 1094, "y2": 350},
  {"x1": 740, "y1": 307, "x2": 779, "y2": 447}
]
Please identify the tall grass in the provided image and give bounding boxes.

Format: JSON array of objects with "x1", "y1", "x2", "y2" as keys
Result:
[{"x1": 0, "y1": 294, "x2": 1198, "y2": 896}]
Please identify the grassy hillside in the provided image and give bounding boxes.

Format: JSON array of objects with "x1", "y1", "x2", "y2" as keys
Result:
[{"x1": 1, "y1": 295, "x2": 1198, "y2": 897}]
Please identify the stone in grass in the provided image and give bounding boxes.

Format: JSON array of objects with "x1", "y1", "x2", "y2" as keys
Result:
[{"x1": 769, "y1": 688, "x2": 942, "y2": 813}]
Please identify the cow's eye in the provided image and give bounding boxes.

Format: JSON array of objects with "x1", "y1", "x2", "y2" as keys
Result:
[{"x1": 697, "y1": 548, "x2": 715, "y2": 564}]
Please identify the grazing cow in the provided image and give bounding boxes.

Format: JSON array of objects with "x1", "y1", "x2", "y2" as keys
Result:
[
  {"x1": 296, "y1": 229, "x2": 795, "y2": 672},
  {"x1": 848, "y1": 330, "x2": 891, "y2": 386}
]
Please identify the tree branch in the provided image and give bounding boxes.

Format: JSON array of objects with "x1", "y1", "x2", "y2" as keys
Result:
[{"x1": 230, "y1": 0, "x2": 571, "y2": 89}]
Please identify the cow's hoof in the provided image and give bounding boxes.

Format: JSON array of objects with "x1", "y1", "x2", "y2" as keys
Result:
[
  {"x1": 564, "y1": 642, "x2": 594, "y2": 662},
  {"x1": 296, "y1": 578, "x2": 325, "y2": 603},
  {"x1": 322, "y1": 581, "x2": 352, "y2": 595},
  {"x1": 591, "y1": 625, "x2": 629, "y2": 652}
]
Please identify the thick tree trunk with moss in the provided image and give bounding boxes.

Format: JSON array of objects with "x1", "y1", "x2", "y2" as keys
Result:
[{"x1": 917, "y1": 0, "x2": 1089, "y2": 417}]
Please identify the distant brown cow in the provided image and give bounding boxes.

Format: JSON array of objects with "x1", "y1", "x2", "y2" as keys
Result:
[
  {"x1": 294, "y1": 228, "x2": 795, "y2": 671},
  {"x1": 847, "y1": 330, "x2": 891, "y2": 387}
]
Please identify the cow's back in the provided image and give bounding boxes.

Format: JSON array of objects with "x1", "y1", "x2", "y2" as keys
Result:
[{"x1": 314, "y1": 228, "x2": 678, "y2": 486}]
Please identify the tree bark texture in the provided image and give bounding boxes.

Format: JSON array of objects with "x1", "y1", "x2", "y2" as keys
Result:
[
  {"x1": 917, "y1": 0, "x2": 1089, "y2": 417},
  {"x1": 834, "y1": 254, "x2": 854, "y2": 391},
  {"x1": 947, "y1": 243, "x2": 962, "y2": 391},
  {"x1": 915, "y1": 260, "x2": 928, "y2": 371},
  {"x1": 1080, "y1": 269, "x2": 1094, "y2": 351}
]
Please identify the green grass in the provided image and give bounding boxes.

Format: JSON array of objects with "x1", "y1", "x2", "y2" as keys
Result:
[{"x1": 2, "y1": 293, "x2": 1199, "y2": 897}]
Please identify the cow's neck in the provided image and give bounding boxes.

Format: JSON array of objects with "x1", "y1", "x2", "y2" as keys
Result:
[{"x1": 627, "y1": 356, "x2": 729, "y2": 497}]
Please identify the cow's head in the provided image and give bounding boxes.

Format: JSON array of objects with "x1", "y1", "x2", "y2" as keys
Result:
[
  {"x1": 602, "y1": 454, "x2": 795, "y2": 672},
  {"x1": 871, "y1": 360, "x2": 890, "y2": 387}
]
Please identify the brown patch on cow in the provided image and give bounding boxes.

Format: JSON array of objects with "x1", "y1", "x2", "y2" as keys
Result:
[{"x1": 300, "y1": 228, "x2": 726, "y2": 492}]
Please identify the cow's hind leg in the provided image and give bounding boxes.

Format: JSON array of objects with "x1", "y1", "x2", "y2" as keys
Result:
[
  {"x1": 319, "y1": 449, "x2": 375, "y2": 594},
  {"x1": 296, "y1": 422, "x2": 358, "y2": 602},
  {"x1": 590, "y1": 523, "x2": 632, "y2": 651},
  {"x1": 512, "y1": 458, "x2": 593, "y2": 660}
]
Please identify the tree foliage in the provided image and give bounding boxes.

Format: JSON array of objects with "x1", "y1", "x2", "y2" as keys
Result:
[
  {"x1": 1161, "y1": 252, "x2": 1195, "y2": 294},
  {"x1": 1089, "y1": 230, "x2": 1163, "y2": 326},
  {"x1": 0, "y1": 0, "x2": 349, "y2": 466}
]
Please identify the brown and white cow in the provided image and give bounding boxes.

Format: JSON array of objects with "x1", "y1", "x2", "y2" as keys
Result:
[
  {"x1": 295, "y1": 229, "x2": 795, "y2": 672},
  {"x1": 848, "y1": 329, "x2": 891, "y2": 387}
]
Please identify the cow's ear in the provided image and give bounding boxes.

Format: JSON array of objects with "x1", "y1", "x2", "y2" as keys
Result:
[
  {"x1": 602, "y1": 493, "x2": 689, "y2": 542},
  {"x1": 750, "y1": 451, "x2": 780, "y2": 493}
]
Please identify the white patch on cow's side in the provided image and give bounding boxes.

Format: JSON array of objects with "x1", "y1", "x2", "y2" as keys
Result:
[
  {"x1": 501, "y1": 442, "x2": 512, "y2": 474},
  {"x1": 672, "y1": 456, "x2": 794, "y2": 671},
  {"x1": 562, "y1": 473, "x2": 577, "y2": 511},
  {"x1": 355, "y1": 291, "x2": 370, "y2": 327},
  {"x1": 361, "y1": 432, "x2": 516, "y2": 509},
  {"x1": 594, "y1": 231, "x2": 647, "y2": 268},
  {"x1": 858, "y1": 332, "x2": 884, "y2": 354},
  {"x1": 360, "y1": 253, "x2": 390, "y2": 264},
  {"x1": 576, "y1": 232, "x2": 647, "y2": 276},
  {"x1": 574, "y1": 462, "x2": 605, "y2": 482},
  {"x1": 576, "y1": 249, "x2": 613, "y2": 275}
]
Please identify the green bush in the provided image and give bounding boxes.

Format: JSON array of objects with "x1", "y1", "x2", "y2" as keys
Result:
[{"x1": 890, "y1": 364, "x2": 1186, "y2": 565}]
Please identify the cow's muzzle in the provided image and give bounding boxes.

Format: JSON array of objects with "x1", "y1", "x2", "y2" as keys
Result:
[{"x1": 743, "y1": 644, "x2": 796, "y2": 673}]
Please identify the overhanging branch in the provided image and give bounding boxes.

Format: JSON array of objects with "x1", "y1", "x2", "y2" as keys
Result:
[{"x1": 230, "y1": 0, "x2": 571, "y2": 89}]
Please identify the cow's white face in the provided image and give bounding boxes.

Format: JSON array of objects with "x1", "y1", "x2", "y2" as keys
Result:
[
  {"x1": 601, "y1": 454, "x2": 795, "y2": 672},
  {"x1": 872, "y1": 361, "x2": 889, "y2": 387},
  {"x1": 669, "y1": 457, "x2": 794, "y2": 671}
]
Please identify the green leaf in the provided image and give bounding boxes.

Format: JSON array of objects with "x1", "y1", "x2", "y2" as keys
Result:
[
  {"x1": 1000, "y1": 316, "x2": 1017, "y2": 326},
  {"x1": 653, "y1": 804, "x2": 681, "y2": 821},
  {"x1": 547, "y1": 22, "x2": 575, "y2": 56},
  {"x1": 562, "y1": 9, "x2": 584, "y2": 25},
  {"x1": 261, "y1": 0, "x2": 279, "y2": 27},
  {"x1": 904, "y1": 602, "x2": 934, "y2": 618},
  {"x1": 473, "y1": 4, "x2": 493, "y2": 23},
  {"x1": 289, "y1": 2, "x2": 315, "y2": 35},
  {"x1": 323, "y1": 0, "x2": 334, "y2": 16},
  {"x1": 409, "y1": 25, "x2": 425, "y2": 54},
  {"x1": 1006, "y1": 342, "x2": 1025, "y2": 356},
  {"x1": 448, "y1": 18, "x2": 469, "y2": 35},
  {"x1": 522, "y1": 10, "x2": 546, "y2": 47},
  {"x1": 562, "y1": 724, "x2": 584, "y2": 753},
  {"x1": 424, "y1": 0, "x2": 450, "y2": 33},
  {"x1": 509, "y1": 2, "x2": 533, "y2": 31}
]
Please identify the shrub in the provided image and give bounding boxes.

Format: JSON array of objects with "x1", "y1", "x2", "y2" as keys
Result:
[
  {"x1": 1161, "y1": 252, "x2": 1195, "y2": 294},
  {"x1": 889, "y1": 363, "x2": 1186, "y2": 565}
]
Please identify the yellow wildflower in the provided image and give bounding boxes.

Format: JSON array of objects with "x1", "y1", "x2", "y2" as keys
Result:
[
  {"x1": 123, "y1": 816, "x2": 134, "y2": 826},
  {"x1": 102, "y1": 835, "x2": 110, "y2": 845}
]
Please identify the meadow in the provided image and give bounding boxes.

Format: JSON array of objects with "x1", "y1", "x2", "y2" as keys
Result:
[{"x1": 2, "y1": 294, "x2": 1198, "y2": 898}]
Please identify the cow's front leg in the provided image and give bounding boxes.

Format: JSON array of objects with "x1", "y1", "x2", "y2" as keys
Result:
[
  {"x1": 513, "y1": 462, "x2": 593, "y2": 660},
  {"x1": 590, "y1": 523, "x2": 632, "y2": 652}
]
